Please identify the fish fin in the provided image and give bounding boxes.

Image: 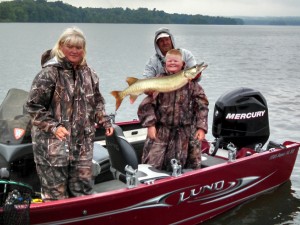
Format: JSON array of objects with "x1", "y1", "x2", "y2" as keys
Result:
[
  {"x1": 111, "y1": 91, "x2": 123, "y2": 111},
  {"x1": 129, "y1": 95, "x2": 139, "y2": 104},
  {"x1": 126, "y1": 77, "x2": 139, "y2": 86},
  {"x1": 152, "y1": 92, "x2": 159, "y2": 100}
]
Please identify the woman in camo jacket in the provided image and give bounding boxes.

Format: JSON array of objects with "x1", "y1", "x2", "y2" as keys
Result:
[{"x1": 25, "y1": 27, "x2": 113, "y2": 201}]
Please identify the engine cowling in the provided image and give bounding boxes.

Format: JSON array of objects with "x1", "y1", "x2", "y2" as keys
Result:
[{"x1": 212, "y1": 87, "x2": 270, "y2": 149}]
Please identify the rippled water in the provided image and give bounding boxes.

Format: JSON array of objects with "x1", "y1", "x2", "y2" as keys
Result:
[{"x1": 0, "y1": 23, "x2": 299, "y2": 224}]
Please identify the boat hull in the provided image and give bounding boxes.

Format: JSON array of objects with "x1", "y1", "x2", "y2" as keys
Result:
[{"x1": 29, "y1": 141, "x2": 300, "y2": 225}]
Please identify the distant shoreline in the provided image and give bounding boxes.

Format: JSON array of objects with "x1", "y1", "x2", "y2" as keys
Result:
[{"x1": 0, "y1": 1, "x2": 300, "y2": 25}]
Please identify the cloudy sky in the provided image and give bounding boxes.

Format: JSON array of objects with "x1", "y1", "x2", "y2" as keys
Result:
[
  {"x1": 42, "y1": 0, "x2": 300, "y2": 17},
  {"x1": 1, "y1": 0, "x2": 299, "y2": 17}
]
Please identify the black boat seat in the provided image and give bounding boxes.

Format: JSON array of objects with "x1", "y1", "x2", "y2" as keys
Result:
[{"x1": 105, "y1": 124, "x2": 170, "y2": 183}]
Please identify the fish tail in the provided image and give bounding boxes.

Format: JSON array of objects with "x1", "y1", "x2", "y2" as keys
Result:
[{"x1": 111, "y1": 91, "x2": 123, "y2": 111}]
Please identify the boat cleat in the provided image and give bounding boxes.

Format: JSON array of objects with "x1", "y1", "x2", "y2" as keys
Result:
[
  {"x1": 227, "y1": 143, "x2": 237, "y2": 162},
  {"x1": 125, "y1": 165, "x2": 138, "y2": 188},
  {"x1": 171, "y1": 159, "x2": 182, "y2": 177}
]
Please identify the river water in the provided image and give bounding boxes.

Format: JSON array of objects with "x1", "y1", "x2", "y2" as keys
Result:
[{"x1": 0, "y1": 23, "x2": 300, "y2": 224}]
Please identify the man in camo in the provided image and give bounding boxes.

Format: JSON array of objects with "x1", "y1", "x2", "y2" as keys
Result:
[
  {"x1": 25, "y1": 27, "x2": 113, "y2": 201},
  {"x1": 138, "y1": 49, "x2": 209, "y2": 171}
]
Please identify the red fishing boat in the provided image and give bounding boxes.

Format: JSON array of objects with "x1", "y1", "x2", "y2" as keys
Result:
[{"x1": 0, "y1": 87, "x2": 299, "y2": 225}]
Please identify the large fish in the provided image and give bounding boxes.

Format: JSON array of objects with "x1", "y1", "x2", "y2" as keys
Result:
[{"x1": 111, "y1": 62, "x2": 208, "y2": 111}]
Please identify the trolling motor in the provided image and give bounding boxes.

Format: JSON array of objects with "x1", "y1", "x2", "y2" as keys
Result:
[{"x1": 210, "y1": 87, "x2": 270, "y2": 155}]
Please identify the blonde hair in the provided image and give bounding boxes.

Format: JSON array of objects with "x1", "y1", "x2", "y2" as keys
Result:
[
  {"x1": 165, "y1": 49, "x2": 183, "y2": 60},
  {"x1": 51, "y1": 27, "x2": 87, "y2": 65}
]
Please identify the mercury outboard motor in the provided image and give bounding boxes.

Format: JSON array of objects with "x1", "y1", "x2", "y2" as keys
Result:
[{"x1": 212, "y1": 87, "x2": 270, "y2": 151}]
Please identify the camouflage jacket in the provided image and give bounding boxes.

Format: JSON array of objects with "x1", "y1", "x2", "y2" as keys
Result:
[
  {"x1": 138, "y1": 78, "x2": 209, "y2": 133},
  {"x1": 25, "y1": 56, "x2": 111, "y2": 166}
]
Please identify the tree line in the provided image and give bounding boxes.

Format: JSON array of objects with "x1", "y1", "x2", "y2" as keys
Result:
[{"x1": 0, "y1": 0, "x2": 243, "y2": 24}]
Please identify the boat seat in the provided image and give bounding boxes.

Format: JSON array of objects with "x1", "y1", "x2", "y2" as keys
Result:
[
  {"x1": 93, "y1": 142, "x2": 110, "y2": 172},
  {"x1": 105, "y1": 124, "x2": 170, "y2": 183}
]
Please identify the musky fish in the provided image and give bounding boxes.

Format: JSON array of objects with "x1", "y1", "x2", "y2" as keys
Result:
[{"x1": 111, "y1": 63, "x2": 208, "y2": 111}]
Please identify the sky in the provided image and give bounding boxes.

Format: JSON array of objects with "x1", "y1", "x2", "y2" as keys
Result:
[
  {"x1": 43, "y1": 0, "x2": 300, "y2": 17},
  {"x1": 1, "y1": 0, "x2": 300, "y2": 17}
]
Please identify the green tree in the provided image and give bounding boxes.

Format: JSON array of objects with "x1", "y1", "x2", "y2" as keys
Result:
[{"x1": 0, "y1": 0, "x2": 244, "y2": 25}]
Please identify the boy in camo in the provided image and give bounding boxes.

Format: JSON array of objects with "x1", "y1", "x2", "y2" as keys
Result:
[
  {"x1": 25, "y1": 27, "x2": 113, "y2": 201},
  {"x1": 138, "y1": 49, "x2": 209, "y2": 171}
]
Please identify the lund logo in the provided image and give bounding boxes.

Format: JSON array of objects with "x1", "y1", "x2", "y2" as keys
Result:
[
  {"x1": 176, "y1": 175, "x2": 274, "y2": 205},
  {"x1": 226, "y1": 110, "x2": 266, "y2": 120},
  {"x1": 178, "y1": 180, "x2": 226, "y2": 204}
]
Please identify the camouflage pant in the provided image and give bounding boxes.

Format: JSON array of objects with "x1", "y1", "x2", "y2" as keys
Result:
[
  {"x1": 142, "y1": 125, "x2": 201, "y2": 171},
  {"x1": 36, "y1": 162, "x2": 93, "y2": 201}
]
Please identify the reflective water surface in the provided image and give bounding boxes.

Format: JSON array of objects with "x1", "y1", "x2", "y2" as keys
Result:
[{"x1": 0, "y1": 23, "x2": 299, "y2": 224}]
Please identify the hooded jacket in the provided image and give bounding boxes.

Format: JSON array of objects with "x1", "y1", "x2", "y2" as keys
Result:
[
  {"x1": 25, "y1": 51, "x2": 111, "y2": 166},
  {"x1": 143, "y1": 27, "x2": 197, "y2": 78}
]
